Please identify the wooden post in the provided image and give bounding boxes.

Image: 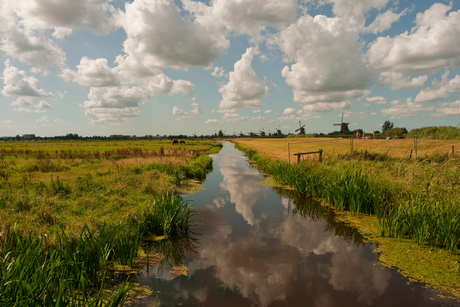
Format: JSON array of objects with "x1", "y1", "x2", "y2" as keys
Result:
[
  {"x1": 414, "y1": 136, "x2": 418, "y2": 159},
  {"x1": 409, "y1": 149, "x2": 412, "y2": 160},
  {"x1": 350, "y1": 136, "x2": 353, "y2": 152},
  {"x1": 319, "y1": 149, "x2": 323, "y2": 162},
  {"x1": 297, "y1": 154, "x2": 301, "y2": 163}
]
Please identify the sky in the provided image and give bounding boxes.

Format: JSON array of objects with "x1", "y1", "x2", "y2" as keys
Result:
[{"x1": 1, "y1": 0, "x2": 460, "y2": 137}]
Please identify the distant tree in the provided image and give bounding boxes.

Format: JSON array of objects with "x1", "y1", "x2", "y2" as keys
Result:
[
  {"x1": 218, "y1": 130, "x2": 224, "y2": 137},
  {"x1": 383, "y1": 127, "x2": 408, "y2": 137},
  {"x1": 382, "y1": 120, "x2": 394, "y2": 132}
]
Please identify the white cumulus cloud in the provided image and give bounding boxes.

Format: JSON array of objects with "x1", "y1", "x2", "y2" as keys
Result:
[
  {"x1": 2, "y1": 60, "x2": 54, "y2": 97},
  {"x1": 35, "y1": 100, "x2": 52, "y2": 109},
  {"x1": 279, "y1": 14, "x2": 374, "y2": 104},
  {"x1": 10, "y1": 96, "x2": 33, "y2": 106},
  {"x1": 431, "y1": 100, "x2": 460, "y2": 118},
  {"x1": 60, "y1": 57, "x2": 119, "y2": 87},
  {"x1": 191, "y1": 102, "x2": 202, "y2": 114},
  {"x1": 121, "y1": 0, "x2": 229, "y2": 69},
  {"x1": 219, "y1": 47, "x2": 269, "y2": 109},
  {"x1": 183, "y1": 0, "x2": 298, "y2": 35},
  {"x1": 378, "y1": 71, "x2": 428, "y2": 90},
  {"x1": 342, "y1": 111, "x2": 367, "y2": 119},
  {"x1": 415, "y1": 71, "x2": 460, "y2": 102},
  {"x1": 36, "y1": 115, "x2": 49, "y2": 123},
  {"x1": 366, "y1": 96, "x2": 387, "y2": 105},
  {"x1": 381, "y1": 98, "x2": 434, "y2": 119},
  {"x1": 367, "y1": 3, "x2": 460, "y2": 74},
  {"x1": 173, "y1": 106, "x2": 187, "y2": 115},
  {"x1": 367, "y1": 8, "x2": 408, "y2": 34},
  {"x1": 82, "y1": 86, "x2": 149, "y2": 124},
  {"x1": 1, "y1": 0, "x2": 119, "y2": 37},
  {"x1": 211, "y1": 66, "x2": 225, "y2": 78}
]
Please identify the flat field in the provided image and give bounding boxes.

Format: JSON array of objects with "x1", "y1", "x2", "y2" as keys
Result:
[
  {"x1": 233, "y1": 137, "x2": 460, "y2": 161},
  {"x1": 0, "y1": 139, "x2": 220, "y2": 239}
]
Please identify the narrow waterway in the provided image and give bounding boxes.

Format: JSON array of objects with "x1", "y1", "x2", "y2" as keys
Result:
[{"x1": 130, "y1": 141, "x2": 458, "y2": 307}]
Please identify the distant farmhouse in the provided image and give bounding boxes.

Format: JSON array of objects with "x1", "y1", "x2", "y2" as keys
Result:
[{"x1": 23, "y1": 134, "x2": 35, "y2": 140}]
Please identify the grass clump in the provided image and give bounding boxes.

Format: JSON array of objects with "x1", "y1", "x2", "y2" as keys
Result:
[
  {"x1": 138, "y1": 194, "x2": 196, "y2": 237},
  {"x1": 380, "y1": 196, "x2": 460, "y2": 253},
  {"x1": 0, "y1": 194, "x2": 197, "y2": 306},
  {"x1": 0, "y1": 225, "x2": 133, "y2": 307},
  {"x1": 237, "y1": 144, "x2": 459, "y2": 254}
]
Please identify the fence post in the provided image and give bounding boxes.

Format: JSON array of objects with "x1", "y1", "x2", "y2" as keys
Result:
[
  {"x1": 288, "y1": 143, "x2": 290, "y2": 164},
  {"x1": 414, "y1": 136, "x2": 418, "y2": 159},
  {"x1": 350, "y1": 136, "x2": 353, "y2": 152},
  {"x1": 319, "y1": 149, "x2": 323, "y2": 162}
]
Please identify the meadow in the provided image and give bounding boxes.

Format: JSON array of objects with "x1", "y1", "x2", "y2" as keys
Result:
[
  {"x1": 232, "y1": 137, "x2": 460, "y2": 298},
  {"x1": 234, "y1": 137, "x2": 460, "y2": 161},
  {"x1": 0, "y1": 139, "x2": 221, "y2": 306}
]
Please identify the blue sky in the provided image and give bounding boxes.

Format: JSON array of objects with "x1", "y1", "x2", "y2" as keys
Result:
[{"x1": 1, "y1": 0, "x2": 460, "y2": 137}]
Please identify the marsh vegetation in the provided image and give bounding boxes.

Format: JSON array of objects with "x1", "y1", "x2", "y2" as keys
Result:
[{"x1": 0, "y1": 139, "x2": 221, "y2": 306}]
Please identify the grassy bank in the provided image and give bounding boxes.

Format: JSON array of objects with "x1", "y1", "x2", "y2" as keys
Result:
[
  {"x1": 0, "y1": 139, "x2": 221, "y2": 306},
  {"x1": 234, "y1": 139, "x2": 460, "y2": 299}
]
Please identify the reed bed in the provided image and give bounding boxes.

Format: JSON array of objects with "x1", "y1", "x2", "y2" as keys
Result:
[
  {"x1": 242, "y1": 145, "x2": 460, "y2": 253},
  {"x1": 0, "y1": 194, "x2": 196, "y2": 306},
  {"x1": 380, "y1": 196, "x2": 460, "y2": 252}
]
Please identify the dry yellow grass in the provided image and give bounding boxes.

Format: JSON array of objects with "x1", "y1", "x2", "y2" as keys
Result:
[
  {"x1": 101, "y1": 156, "x2": 188, "y2": 167},
  {"x1": 232, "y1": 137, "x2": 460, "y2": 161}
]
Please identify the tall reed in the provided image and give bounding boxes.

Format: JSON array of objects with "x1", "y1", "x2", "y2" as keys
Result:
[
  {"x1": 0, "y1": 193, "x2": 198, "y2": 306},
  {"x1": 239, "y1": 145, "x2": 459, "y2": 253},
  {"x1": 0, "y1": 225, "x2": 133, "y2": 306},
  {"x1": 380, "y1": 195, "x2": 460, "y2": 253},
  {"x1": 139, "y1": 194, "x2": 196, "y2": 236}
]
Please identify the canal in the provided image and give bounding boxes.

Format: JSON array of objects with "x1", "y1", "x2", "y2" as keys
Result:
[{"x1": 129, "y1": 141, "x2": 458, "y2": 306}]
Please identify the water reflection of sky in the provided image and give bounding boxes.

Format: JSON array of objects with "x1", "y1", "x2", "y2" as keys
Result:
[{"x1": 131, "y1": 142, "x2": 459, "y2": 307}]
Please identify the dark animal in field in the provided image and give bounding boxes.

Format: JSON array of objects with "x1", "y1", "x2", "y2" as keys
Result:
[
  {"x1": 172, "y1": 139, "x2": 178, "y2": 145},
  {"x1": 180, "y1": 140, "x2": 185, "y2": 144}
]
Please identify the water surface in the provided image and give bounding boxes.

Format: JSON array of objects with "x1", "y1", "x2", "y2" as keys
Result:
[{"x1": 130, "y1": 141, "x2": 458, "y2": 307}]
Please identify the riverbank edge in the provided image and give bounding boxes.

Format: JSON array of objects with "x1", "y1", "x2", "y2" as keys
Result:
[
  {"x1": 234, "y1": 141, "x2": 460, "y2": 301},
  {"x1": 0, "y1": 144, "x2": 222, "y2": 306}
]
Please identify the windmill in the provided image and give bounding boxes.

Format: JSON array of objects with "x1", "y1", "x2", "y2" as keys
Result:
[
  {"x1": 248, "y1": 129, "x2": 255, "y2": 137},
  {"x1": 295, "y1": 121, "x2": 305, "y2": 135},
  {"x1": 333, "y1": 112, "x2": 350, "y2": 133},
  {"x1": 274, "y1": 125, "x2": 282, "y2": 136},
  {"x1": 239, "y1": 131, "x2": 244, "y2": 137},
  {"x1": 259, "y1": 127, "x2": 265, "y2": 137},
  {"x1": 193, "y1": 132, "x2": 197, "y2": 138}
]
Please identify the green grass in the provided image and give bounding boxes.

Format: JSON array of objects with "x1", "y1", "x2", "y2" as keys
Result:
[
  {"x1": 239, "y1": 145, "x2": 460, "y2": 254},
  {"x1": 0, "y1": 141, "x2": 218, "y2": 239},
  {"x1": 0, "y1": 193, "x2": 198, "y2": 306},
  {"x1": 0, "y1": 225, "x2": 133, "y2": 306},
  {"x1": 0, "y1": 139, "x2": 221, "y2": 306},
  {"x1": 380, "y1": 195, "x2": 460, "y2": 253},
  {"x1": 408, "y1": 126, "x2": 460, "y2": 139}
]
